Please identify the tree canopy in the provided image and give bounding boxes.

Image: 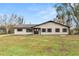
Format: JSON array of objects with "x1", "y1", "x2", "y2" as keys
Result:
[{"x1": 55, "y1": 3, "x2": 79, "y2": 28}]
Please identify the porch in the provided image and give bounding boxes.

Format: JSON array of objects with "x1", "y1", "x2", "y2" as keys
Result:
[{"x1": 33, "y1": 28, "x2": 41, "y2": 35}]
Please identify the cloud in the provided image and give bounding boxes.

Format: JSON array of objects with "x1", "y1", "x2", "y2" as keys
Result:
[
  {"x1": 39, "y1": 7, "x2": 56, "y2": 14},
  {"x1": 37, "y1": 7, "x2": 57, "y2": 21},
  {"x1": 27, "y1": 7, "x2": 39, "y2": 12},
  {"x1": 24, "y1": 5, "x2": 57, "y2": 24}
]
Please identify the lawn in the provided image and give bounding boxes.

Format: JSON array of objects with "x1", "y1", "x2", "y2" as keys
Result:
[{"x1": 0, "y1": 35, "x2": 79, "y2": 56}]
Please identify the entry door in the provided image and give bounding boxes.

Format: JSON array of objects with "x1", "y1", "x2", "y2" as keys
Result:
[{"x1": 34, "y1": 28, "x2": 39, "y2": 34}]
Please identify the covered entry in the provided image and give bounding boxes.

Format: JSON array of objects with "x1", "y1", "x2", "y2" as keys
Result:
[{"x1": 33, "y1": 28, "x2": 41, "y2": 34}]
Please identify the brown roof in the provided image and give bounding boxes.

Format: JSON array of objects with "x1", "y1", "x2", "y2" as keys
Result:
[
  {"x1": 14, "y1": 24, "x2": 36, "y2": 28},
  {"x1": 33, "y1": 20, "x2": 70, "y2": 28},
  {"x1": 14, "y1": 20, "x2": 70, "y2": 29}
]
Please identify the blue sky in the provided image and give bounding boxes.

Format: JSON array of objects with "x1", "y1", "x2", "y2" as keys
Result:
[{"x1": 0, "y1": 3, "x2": 57, "y2": 24}]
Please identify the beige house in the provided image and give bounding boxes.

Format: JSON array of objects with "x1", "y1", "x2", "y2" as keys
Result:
[{"x1": 14, "y1": 20, "x2": 70, "y2": 35}]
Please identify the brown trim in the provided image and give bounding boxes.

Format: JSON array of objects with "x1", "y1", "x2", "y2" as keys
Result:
[{"x1": 33, "y1": 21, "x2": 70, "y2": 28}]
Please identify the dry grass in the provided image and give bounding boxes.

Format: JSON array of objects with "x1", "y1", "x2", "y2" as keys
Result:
[{"x1": 0, "y1": 35, "x2": 78, "y2": 56}]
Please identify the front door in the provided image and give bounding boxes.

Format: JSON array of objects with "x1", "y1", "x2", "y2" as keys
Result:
[
  {"x1": 34, "y1": 31, "x2": 38, "y2": 34},
  {"x1": 34, "y1": 28, "x2": 40, "y2": 34}
]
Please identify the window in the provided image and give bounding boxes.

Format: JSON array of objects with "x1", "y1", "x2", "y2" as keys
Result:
[
  {"x1": 55, "y1": 28, "x2": 60, "y2": 32},
  {"x1": 17, "y1": 29, "x2": 22, "y2": 31},
  {"x1": 63, "y1": 28, "x2": 67, "y2": 32},
  {"x1": 26, "y1": 28, "x2": 32, "y2": 32},
  {"x1": 42, "y1": 28, "x2": 46, "y2": 32},
  {"x1": 47, "y1": 28, "x2": 52, "y2": 32}
]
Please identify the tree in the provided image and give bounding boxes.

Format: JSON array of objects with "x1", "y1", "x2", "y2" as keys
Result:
[
  {"x1": 0, "y1": 14, "x2": 24, "y2": 34},
  {"x1": 55, "y1": 3, "x2": 79, "y2": 28},
  {"x1": 9, "y1": 14, "x2": 23, "y2": 25}
]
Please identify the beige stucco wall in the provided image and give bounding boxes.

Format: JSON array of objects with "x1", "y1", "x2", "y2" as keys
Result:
[
  {"x1": 35, "y1": 22, "x2": 69, "y2": 35},
  {"x1": 14, "y1": 29, "x2": 33, "y2": 35},
  {"x1": 14, "y1": 22, "x2": 69, "y2": 35}
]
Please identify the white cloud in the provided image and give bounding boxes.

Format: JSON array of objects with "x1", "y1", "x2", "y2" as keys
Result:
[
  {"x1": 24, "y1": 6, "x2": 57, "y2": 24},
  {"x1": 37, "y1": 7, "x2": 57, "y2": 21},
  {"x1": 39, "y1": 7, "x2": 56, "y2": 14}
]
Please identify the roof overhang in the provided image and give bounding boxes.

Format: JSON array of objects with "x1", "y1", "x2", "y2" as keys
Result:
[
  {"x1": 13, "y1": 20, "x2": 70, "y2": 29},
  {"x1": 33, "y1": 20, "x2": 70, "y2": 28}
]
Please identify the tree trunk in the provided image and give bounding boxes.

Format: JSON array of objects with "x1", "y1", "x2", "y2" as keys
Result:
[
  {"x1": 5, "y1": 26, "x2": 9, "y2": 34},
  {"x1": 6, "y1": 28, "x2": 9, "y2": 34}
]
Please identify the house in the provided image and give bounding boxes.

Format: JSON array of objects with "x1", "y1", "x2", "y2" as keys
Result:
[{"x1": 14, "y1": 20, "x2": 70, "y2": 35}]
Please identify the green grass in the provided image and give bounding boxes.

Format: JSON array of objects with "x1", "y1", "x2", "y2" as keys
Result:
[{"x1": 0, "y1": 35, "x2": 79, "y2": 56}]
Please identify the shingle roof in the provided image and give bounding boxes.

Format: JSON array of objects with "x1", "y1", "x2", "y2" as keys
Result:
[
  {"x1": 14, "y1": 24, "x2": 36, "y2": 28},
  {"x1": 14, "y1": 20, "x2": 70, "y2": 29},
  {"x1": 33, "y1": 20, "x2": 70, "y2": 28}
]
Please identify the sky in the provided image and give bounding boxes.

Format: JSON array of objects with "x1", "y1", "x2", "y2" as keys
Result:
[{"x1": 0, "y1": 3, "x2": 57, "y2": 24}]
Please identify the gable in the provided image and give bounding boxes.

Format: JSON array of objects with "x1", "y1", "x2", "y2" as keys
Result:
[{"x1": 33, "y1": 21, "x2": 69, "y2": 28}]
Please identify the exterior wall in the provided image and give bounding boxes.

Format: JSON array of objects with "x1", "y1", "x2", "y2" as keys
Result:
[
  {"x1": 35, "y1": 22, "x2": 69, "y2": 35},
  {"x1": 14, "y1": 22, "x2": 69, "y2": 35},
  {"x1": 14, "y1": 29, "x2": 33, "y2": 35}
]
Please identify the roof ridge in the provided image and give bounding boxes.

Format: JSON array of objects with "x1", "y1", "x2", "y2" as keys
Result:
[{"x1": 33, "y1": 20, "x2": 70, "y2": 28}]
